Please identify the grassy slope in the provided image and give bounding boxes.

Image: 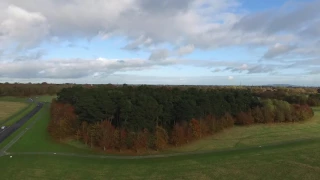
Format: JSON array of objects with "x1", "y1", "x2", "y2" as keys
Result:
[
  {"x1": 165, "y1": 107, "x2": 320, "y2": 153},
  {"x1": 2, "y1": 104, "x2": 36, "y2": 126},
  {"x1": 0, "y1": 95, "x2": 55, "y2": 126},
  {"x1": 0, "y1": 97, "x2": 29, "y2": 102},
  {"x1": 0, "y1": 95, "x2": 56, "y2": 102},
  {"x1": 0, "y1": 102, "x2": 28, "y2": 123},
  {"x1": 8, "y1": 105, "x2": 91, "y2": 154},
  {"x1": 33, "y1": 95, "x2": 56, "y2": 102},
  {"x1": 1, "y1": 139, "x2": 320, "y2": 180},
  {"x1": 0, "y1": 96, "x2": 55, "y2": 149},
  {"x1": 0, "y1": 105, "x2": 41, "y2": 150}
]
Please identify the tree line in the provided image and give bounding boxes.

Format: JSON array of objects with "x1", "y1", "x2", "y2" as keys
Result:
[
  {"x1": 0, "y1": 83, "x2": 74, "y2": 97},
  {"x1": 48, "y1": 85, "x2": 314, "y2": 153},
  {"x1": 256, "y1": 90, "x2": 320, "y2": 106}
]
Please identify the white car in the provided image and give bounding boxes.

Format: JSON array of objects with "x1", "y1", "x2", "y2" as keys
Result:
[{"x1": 1, "y1": 126, "x2": 5, "y2": 130}]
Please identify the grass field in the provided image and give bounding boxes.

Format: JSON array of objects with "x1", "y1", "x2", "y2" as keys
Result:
[
  {"x1": 165, "y1": 107, "x2": 320, "y2": 153},
  {"x1": 1, "y1": 138, "x2": 320, "y2": 179},
  {"x1": 0, "y1": 95, "x2": 56, "y2": 103},
  {"x1": 33, "y1": 95, "x2": 56, "y2": 102},
  {"x1": 2, "y1": 104, "x2": 37, "y2": 126},
  {"x1": 8, "y1": 104, "x2": 91, "y2": 154},
  {"x1": 0, "y1": 101, "x2": 28, "y2": 123},
  {"x1": 0, "y1": 100, "x2": 320, "y2": 179},
  {"x1": 0, "y1": 96, "x2": 30, "y2": 102},
  {"x1": 0, "y1": 95, "x2": 55, "y2": 126}
]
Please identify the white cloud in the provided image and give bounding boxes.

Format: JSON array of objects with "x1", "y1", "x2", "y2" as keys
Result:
[
  {"x1": 228, "y1": 76, "x2": 234, "y2": 80},
  {"x1": 0, "y1": 56, "x2": 283, "y2": 79},
  {"x1": 0, "y1": 0, "x2": 263, "y2": 51},
  {"x1": 0, "y1": 0, "x2": 319, "y2": 85},
  {"x1": 240, "y1": 64, "x2": 248, "y2": 70},
  {"x1": 0, "y1": 58, "x2": 152, "y2": 79},
  {"x1": 263, "y1": 43, "x2": 296, "y2": 59},
  {"x1": 0, "y1": 0, "x2": 318, "y2": 54},
  {"x1": 123, "y1": 35, "x2": 153, "y2": 51},
  {"x1": 149, "y1": 49, "x2": 170, "y2": 61},
  {"x1": 233, "y1": 0, "x2": 320, "y2": 34},
  {"x1": 177, "y1": 44, "x2": 195, "y2": 56},
  {"x1": 0, "y1": 5, "x2": 49, "y2": 49}
]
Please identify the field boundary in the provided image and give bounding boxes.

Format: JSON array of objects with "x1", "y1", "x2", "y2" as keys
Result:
[
  {"x1": 0, "y1": 103, "x2": 34, "y2": 126},
  {"x1": 0, "y1": 103, "x2": 43, "y2": 153},
  {"x1": 3, "y1": 137, "x2": 319, "y2": 159},
  {"x1": 0, "y1": 111, "x2": 42, "y2": 156}
]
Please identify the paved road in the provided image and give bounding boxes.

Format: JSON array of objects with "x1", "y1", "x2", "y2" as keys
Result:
[{"x1": 0, "y1": 103, "x2": 43, "y2": 144}]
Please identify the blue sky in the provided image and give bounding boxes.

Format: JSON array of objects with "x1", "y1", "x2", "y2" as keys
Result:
[{"x1": 0, "y1": 0, "x2": 320, "y2": 85}]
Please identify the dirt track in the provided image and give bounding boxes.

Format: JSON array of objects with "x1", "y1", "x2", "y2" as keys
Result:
[{"x1": 3, "y1": 137, "x2": 319, "y2": 159}]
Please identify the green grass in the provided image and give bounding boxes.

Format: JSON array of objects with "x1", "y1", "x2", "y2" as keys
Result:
[
  {"x1": 1, "y1": 102, "x2": 320, "y2": 179},
  {"x1": 0, "y1": 95, "x2": 56, "y2": 102},
  {"x1": 0, "y1": 104, "x2": 42, "y2": 150},
  {"x1": 33, "y1": 95, "x2": 56, "y2": 102},
  {"x1": 165, "y1": 107, "x2": 320, "y2": 153},
  {"x1": 1, "y1": 138, "x2": 320, "y2": 179},
  {"x1": 0, "y1": 95, "x2": 55, "y2": 126},
  {"x1": 0, "y1": 96, "x2": 29, "y2": 102},
  {"x1": 8, "y1": 104, "x2": 91, "y2": 154}
]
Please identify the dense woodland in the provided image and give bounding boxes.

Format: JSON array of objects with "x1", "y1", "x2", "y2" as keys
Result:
[{"x1": 48, "y1": 85, "x2": 315, "y2": 153}]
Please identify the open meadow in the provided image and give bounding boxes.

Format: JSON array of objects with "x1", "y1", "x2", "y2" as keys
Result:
[
  {"x1": 0, "y1": 95, "x2": 56, "y2": 125},
  {"x1": 165, "y1": 107, "x2": 320, "y2": 153},
  {"x1": 0, "y1": 101, "x2": 27, "y2": 124},
  {"x1": 0, "y1": 97, "x2": 320, "y2": 179},
  {"x1": 0, "y1": 140, "x2": 320, "y2": 180}
]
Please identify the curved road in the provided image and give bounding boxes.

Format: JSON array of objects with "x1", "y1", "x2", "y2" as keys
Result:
[{"x1": 0, "y1": 102, "x2": 43, "y2": 144}]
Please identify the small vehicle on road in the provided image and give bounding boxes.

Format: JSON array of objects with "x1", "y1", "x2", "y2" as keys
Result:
[{"x1": 1, "y1": 126, "x2": 5, "y2": 130}]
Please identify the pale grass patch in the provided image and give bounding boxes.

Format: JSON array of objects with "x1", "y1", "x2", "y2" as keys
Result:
[{"x1": 0, "y1": 101, "x2": 27, "y2": 122}]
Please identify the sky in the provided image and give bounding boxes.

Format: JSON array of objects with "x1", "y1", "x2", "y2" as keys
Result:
[{"x1": 0, "y1": 0, "x2": 320, "y2": 86}]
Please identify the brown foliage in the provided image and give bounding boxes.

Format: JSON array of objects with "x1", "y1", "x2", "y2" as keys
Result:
[
  {"x1": 291, "y1": 104, "x2": 314, "y2": 122},
  {"x1": 133, "y1": 128, "x2": 149, "y2": 153},
  {"x1": 48, "y1": 100, "x2": 78, "y2": 141},
  {"x1": 119, "y1": 129, "x2": 127, "y2": 150},
  {"x1": 189, "y1": 119, "x2": 201, "y2": 139},
  {"x1": 81, "y1": 121, "x2": 89, "y2": 145},
  {"x1": 235, "y1": 111, "x2": 254, "y2": 125},
  {"x1": 155, "y1": 126, "x2": 168, "y2": 150},
  {"x1": 171, "y1": 123, "x2": 186, "y2": 146},
  {"x1": 222, "y1": 113, "x2": 234, "y2": 128},
  {"x1": 252, "y1": 107, "x2": 265, "y2": 123},
  {"x1": 98, "y1": 120, "x2": 115, "y2": 150}
]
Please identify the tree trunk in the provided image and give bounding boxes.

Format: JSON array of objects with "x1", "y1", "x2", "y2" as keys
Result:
[{"x1": 90, "y1": 135, "x2": 93, "y2": 148}]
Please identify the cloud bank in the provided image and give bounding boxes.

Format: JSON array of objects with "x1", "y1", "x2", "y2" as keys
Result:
[{"x1": 0, "y1": 0, "x2": 319, "y2": 85}]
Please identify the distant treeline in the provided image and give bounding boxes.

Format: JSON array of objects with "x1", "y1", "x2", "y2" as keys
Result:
[
  {"x1": 1, "y1": 82, "x2": 319, "y2": 98},
  {"x1": 256, "y1": 90, "x2": 320, "y2": 106},
  {"x1": 48, "y1": 86, "x2": 314, "y2": 153},
  {"x1": 0, "y1": 83, "x2": 73, "y2": 97}
]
